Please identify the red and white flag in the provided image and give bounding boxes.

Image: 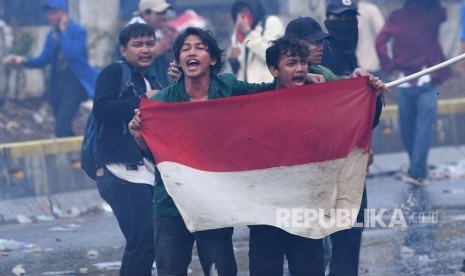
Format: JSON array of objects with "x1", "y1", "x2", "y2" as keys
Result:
[
  {"x1": 140, "y1": 77, "x2": 377, "y2": 239},
  {"x1": 168, "y1": 9, "x2": 207, "y2": 33}
]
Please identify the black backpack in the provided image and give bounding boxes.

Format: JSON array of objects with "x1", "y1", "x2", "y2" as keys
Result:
[{"x1": 81, "y1": 60, "x2": 134, "y2": 180}]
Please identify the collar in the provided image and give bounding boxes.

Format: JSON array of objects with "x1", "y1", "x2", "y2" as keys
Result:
[{"x1": 174, "y1": 74, "x2": 225, "y2": 101}]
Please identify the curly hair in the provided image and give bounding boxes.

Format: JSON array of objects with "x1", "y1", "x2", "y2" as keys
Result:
[{"x1": 265, "y1": 36, "x2": 309, "y2": 69}]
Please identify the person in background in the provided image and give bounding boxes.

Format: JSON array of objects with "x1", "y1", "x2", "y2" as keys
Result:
[
  {"x1": 285, "y1": 17, "x2": 336, "y2": 80},
  {"x1": 2, "y1": 0, "x2": 99, "y2": 137},
  {"x1": 286, "y1": 16, "x2": 374, "y2": 82},
  {"x1": 376, "y1": 0, "x2": 451, "y2": 187},
  {"x1": 228, "y1": 0, "x2": 284, "y2": 82},
  {"x1": 117, "y1": 0, "x2": 176, "y2": 87},
  {"x1": 355, "y1": 0, "x2": 384, "y2": 76},
  {"x1": 321, "y1": 0, "x2": 359, "y2": 77},
  {"x1": 93, "y1": 23, "x2": 161, "y2": 276},
  {"x1": 320, "y1": 1, "x2": 383, "y2": 275}
]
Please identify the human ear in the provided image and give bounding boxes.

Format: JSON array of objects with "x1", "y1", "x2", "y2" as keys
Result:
[{"x1": 268, "y1": 66, "x2": 278, "y2": 78}]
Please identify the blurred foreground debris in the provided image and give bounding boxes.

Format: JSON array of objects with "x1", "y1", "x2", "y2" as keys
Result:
[{"x1": 429, "y1": 159, "x2": 465, "y2": 180}]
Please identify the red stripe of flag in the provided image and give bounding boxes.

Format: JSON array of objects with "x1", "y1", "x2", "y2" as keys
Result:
[{"x1": 140, "y1": 76, "x2": 376, "y2": 172}]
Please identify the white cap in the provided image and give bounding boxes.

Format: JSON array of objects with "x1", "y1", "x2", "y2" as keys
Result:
[{"x1": 139, "y1": 0, "x2": 172, "y2": 13}]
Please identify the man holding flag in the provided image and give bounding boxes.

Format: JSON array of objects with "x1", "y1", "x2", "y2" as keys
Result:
[{"x1": 246, "y1": 35, "x2": 326, "y2": 276}]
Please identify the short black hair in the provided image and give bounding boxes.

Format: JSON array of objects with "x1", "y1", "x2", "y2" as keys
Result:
[
  {"x1": 231, "y1": 3, "x2": 249, "y2": 21},
  {"x1": 266, "y1": 36, "x2": 309, "y2": 69},
  {"x1": 119, "y1": 23, "x2": 156, "y2": 47},
  {"x1": 173, "y1": 27, "x2": 224, "y2": 76},
  {"x1": 231, "y1": 0, "x2": 265, "y2": 26}
]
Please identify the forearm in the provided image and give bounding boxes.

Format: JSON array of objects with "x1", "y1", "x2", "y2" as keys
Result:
[
  {"x1": 135, "y1": 135, "x2": 150, "y2": 153},
  {"x1": 25, "y1": 37, "x2": 54, "y2": 68}
]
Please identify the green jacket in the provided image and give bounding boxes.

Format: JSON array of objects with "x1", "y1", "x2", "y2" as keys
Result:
[
  {"x1": 151, "y1": 73, "x2": 275, "y2": 217},
  {"x1": 309, "y1": 64, "x2": 345, "y2": 82}
]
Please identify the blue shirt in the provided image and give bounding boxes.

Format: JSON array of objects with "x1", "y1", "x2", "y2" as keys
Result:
[{"x1": 25, "y1": 21, "x2": 99, "y2": 98}]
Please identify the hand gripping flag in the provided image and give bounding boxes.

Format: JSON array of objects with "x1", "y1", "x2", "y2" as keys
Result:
[{"x1": 140, "y1": 76, "x2": 377, "y2": 239}]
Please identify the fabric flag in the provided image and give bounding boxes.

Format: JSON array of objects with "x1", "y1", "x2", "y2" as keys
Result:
[
  {"x1": 168, "y1": 9, "x2": 207, "y2": 33},
  {"x1": 140, "y1": 76, "x2": 377, "y2": 239}
]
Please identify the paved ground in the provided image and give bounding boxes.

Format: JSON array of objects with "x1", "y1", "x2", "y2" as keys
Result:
[{"x1": 360, "y1": 176, "x2": 465, "y2": 276}]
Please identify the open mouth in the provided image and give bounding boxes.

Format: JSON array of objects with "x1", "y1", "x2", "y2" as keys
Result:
[
  {"x1": 186, "y1": 59, "x2": 200, "y2": 70},
  {"x1": 140, "y1": 56, "x2": 153, "y2": 62},
  {"x1": 292, "y1": 76, "x2": 306, "y2": 85}
]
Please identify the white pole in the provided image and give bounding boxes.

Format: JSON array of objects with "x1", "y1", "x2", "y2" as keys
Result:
[{"x1": 386, "y1": 53, "x2": 465, "y2": 88}]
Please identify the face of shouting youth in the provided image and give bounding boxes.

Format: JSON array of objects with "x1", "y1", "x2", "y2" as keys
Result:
[
  {"x1": 269, "y1": 52, "x2": 308, "y2": 90},
  {"x1": 178, "y1": 34, "x2": 217, "y2": 79},
  {"x1": 120, "y1": 35, "x2": 157, "y2": 69}
]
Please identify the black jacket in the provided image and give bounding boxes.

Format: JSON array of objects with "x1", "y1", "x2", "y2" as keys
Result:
[
  {"x1": 321, "y1": 40, "x2": 383, "y2": 129},
  {"x1": 93, "y1": 60, "x2": 160, "y2": 166},
  {"x1": 321, "y1": 40, "x2": 358, "y2": 77}
]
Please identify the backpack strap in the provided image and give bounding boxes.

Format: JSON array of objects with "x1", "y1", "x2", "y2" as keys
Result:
[
  {"x1": 117, "y1": 60, "x2": 137, "y2": 98},
  {"x1": 116, "y1": 60, "x2": 141, "y2": 134}
]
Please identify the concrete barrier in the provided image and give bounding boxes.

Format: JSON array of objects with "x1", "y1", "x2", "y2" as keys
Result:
[
  {"x1": 0, "y1": 137, "x2": 94, "y2": 199},
  {"x1": 0, "y1": 137, "x2": 102, "y2": 223}
]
